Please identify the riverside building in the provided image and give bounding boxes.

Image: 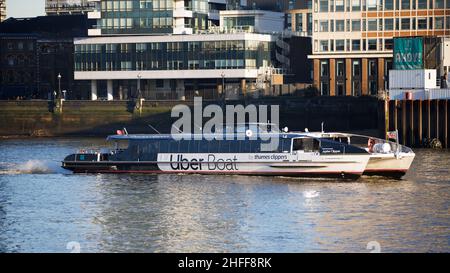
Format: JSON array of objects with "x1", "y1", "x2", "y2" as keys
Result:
[
  {"x1": 0, "y1": 0, "x2": 5, "y2": 22},
  {"x1": 46, "y1": 0, "x2": 97, "y2": 15},
  {"x1": 308, "y1": 0, "x2": 450, "y2": 96},
  {"x1": 74, "y1": 0, "x2": 287, "y2": 100}
]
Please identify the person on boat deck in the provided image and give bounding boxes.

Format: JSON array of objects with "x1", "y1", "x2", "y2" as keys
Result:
[{"x1": 368, "y1": 138, "x2": 375, "y2": 153}]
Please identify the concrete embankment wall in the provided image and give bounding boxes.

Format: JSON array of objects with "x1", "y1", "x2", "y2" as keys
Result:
[{"x1": 0, "y1": 97, "x2": 384, "y2": 138}]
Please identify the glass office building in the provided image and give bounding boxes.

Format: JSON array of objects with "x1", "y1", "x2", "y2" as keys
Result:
[
  {"x1": 75, "y1": 39, "x2": 271, "y2": 72},
  {"x1": 88, "y1": 0, "x2": 221, "y2": 35},
  {"x1": 75, "y1": 1, "x2": 282, "y2": 100},
  {"x1": 75, "y1": 33, "x2": 277, "y2": 100},
  {"x1": 97, "y1": 0, "x2": 211, "y2": 35}
]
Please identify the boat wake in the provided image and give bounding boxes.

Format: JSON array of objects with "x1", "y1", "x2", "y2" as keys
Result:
[{"x1": 0, "y1": 160, "x2": 69, "y2": 175}]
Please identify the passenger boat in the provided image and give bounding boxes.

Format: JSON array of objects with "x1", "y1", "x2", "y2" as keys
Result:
[
  {"x1": 62, "y1": 124, "x2": 371, "y2": 179},
  {"x1": 303, "y1": 131, "x2": 415, "y2": 178}
]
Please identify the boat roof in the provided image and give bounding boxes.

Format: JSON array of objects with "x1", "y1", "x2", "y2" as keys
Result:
[{"x1": 107, "y1": 132, "x2": 314, "y2": 141}]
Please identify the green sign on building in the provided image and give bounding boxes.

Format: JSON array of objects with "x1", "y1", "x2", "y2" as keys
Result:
[{"x1": 393, "y1": 37, "x2": 424, "y2": 70}]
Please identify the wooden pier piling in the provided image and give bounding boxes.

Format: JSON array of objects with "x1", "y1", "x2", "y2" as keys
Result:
[{"x1": 388, "y1": 99, "x2": 450, "y2": 148}]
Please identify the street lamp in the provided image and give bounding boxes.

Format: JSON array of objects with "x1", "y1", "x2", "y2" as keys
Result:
[{"x1": 57, "y1": 73, "x2": 62, "y2": 99}]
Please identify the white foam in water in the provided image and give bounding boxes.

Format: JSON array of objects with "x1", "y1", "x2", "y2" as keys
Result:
[
  {"x1": 0, "y1": 160, "x2": 69, "y2": 175},
  {"x1": 303, "y1": 190, "x2": 320, "y2": 199}
]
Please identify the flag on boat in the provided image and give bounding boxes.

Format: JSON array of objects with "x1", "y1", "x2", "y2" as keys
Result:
[{"x1": 386, "y1": 130, "x2": 398, "y2": 140}]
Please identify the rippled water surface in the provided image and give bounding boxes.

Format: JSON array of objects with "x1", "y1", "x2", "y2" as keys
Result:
[{"x1": 0, "y1": 138, "x2": 449, "y2": 253}]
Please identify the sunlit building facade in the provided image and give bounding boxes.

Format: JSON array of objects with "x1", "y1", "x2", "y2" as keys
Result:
[
  {"x1": 309, "y1": 0, "x2": 450, "y2": 96},
  {"x1": 0, "y1": 0, "x2": 6, "y2": 22},
  {"x1": 46, "y1": 0, "x2": 96, "y2": 15}
]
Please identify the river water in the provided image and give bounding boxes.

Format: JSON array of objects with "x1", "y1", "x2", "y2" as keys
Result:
[{"x1": 0, "y1": 138, "x2": 448, "y2": 253}]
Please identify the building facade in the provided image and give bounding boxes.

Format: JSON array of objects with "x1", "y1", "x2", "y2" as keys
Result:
[
  {"x1": 46, "y1": 0, "x2": 96, "y2": 15},
  {"x1": 76, "y1": 0, "x2": 285, "y2": 100},
  {"x1": 86, "y1": 0, "x2": 229, "y2": 36},
  {"x1": 309, "y1": 0, "x2": 450, "y2": 96},
  {"x1": 0, "y1": 15, "x2": 93, "y2": 99},
  {"x1": 0, "y1": 0, "x2": 6, "y2": 22}
]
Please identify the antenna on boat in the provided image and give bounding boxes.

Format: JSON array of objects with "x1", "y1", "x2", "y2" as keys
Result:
[
  {"x1": 321, "y1": 122, "x2": 325, "y2": 133},
  {"x1": 147, "y1": 124, "x2": 161, "y2": 134}
]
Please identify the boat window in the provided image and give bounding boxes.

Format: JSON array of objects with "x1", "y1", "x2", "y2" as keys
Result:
[{"x1": 292, "y1": 138, "x2": 320, "y2": 152}]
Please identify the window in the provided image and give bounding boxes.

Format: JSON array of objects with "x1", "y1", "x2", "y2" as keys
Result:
[
  {"x1": 385, "y1": 39, "x2": 394, "y2": 50},
  {"x1": 418, "y1": 0, "x2": 427, "y2": 8},
  {"x1": 368, "y1": 19, "x2": 377, "y2": 31},
  {"x1": 320, "y1": 40, "x2": 329, "y2": 52},
  {"x1": 295, "y1": 13, "x2": 303, "y2": 31},
  {"x1": 320, "y1": 82, "x2": 330, "y2": 95},
  {"x1": 336, "y1": 40, "x2": 345, "y2": 51},
  {"x1": 401, "y1": 0, "x2": 410, "y2": 9},
  {"x1": 417, "y1": 18, "x2": 427, "y2": 29},
  {"x1": 320, "y1": 60, "x2": 329, "y2": 76},
  {"x1": 385, "y1": 0, "x2": 394, "y2": 9},
  {"x1": 369, "y1": 59, "x2": 377, "y2": 76},
  {"x1": 336, "y1": 20, "x2": 345, "y2": 31},
  {"x1": 156, "y1": 79, "x2": 164, "y2": 88},
  {"x1": 401, "y1": 18, "x2": 410, "y2": 30},
  {"x1": 336, "y1": 60, "x2": 345, "y2": 76},
  {"x1": 352, "y1": 0, "x2": 361, "y2": 10},
  {"x1": 385, "y1": 18, "x2": 393, "y2": 30},
  {"x1": 352, "y1": 60, "x2": 361, "y2": 77},
  {"x1": 447, "y1": 16, "x2": 450, "y2": 29},
  {"x1": 435, "y1": 17, "x2": 444, "y2": 29},
  {"x1": 367, "y1": 0, "x2": 378, "y2": 10},
  {"x1": 320, "y1": 20, "x2": 329, "y2": 32},
  {"x1": 352, "y1": 19, "x2": 361, "y2": 31},
  {"x1": 320, "y1": 0, "x2": 329, "y2": 11},
  {"x1": 352, "y1": 81, "x2": 361, "y2": 96},
  {"x1": 436, "y1": 0, "x2": 444, "y2": 8},
  {"x1": 336, "y1": 0, "x2": 345, "y2": 10},
  {"x1": 368, "y1": 39, "x2": 377, "y2": 50},
  {"x1": 352, "y1": 39, "x2": 361, "y2": 51},
  {"x1": 293, "y1": 138, "x2": 320, "y2": 152}
]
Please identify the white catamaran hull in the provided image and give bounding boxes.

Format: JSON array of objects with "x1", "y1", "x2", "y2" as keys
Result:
[
  {"x1": 156, "y1": 153, "x2": 370, "y2": 178},
  {"x1": 365, "y1": 152, "x2": 416, "y2": 176}
]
